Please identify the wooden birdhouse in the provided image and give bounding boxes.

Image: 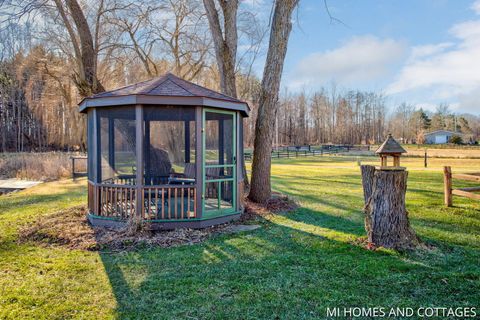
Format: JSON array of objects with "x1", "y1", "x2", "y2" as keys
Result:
[{"x1": 375, "y1": 134, "x2": 406, "y2": 170}]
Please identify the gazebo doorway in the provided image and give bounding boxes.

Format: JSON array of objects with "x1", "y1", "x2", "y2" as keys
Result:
[{"x1": 203, "y1": 109, "x2": 237, "y2": 218}]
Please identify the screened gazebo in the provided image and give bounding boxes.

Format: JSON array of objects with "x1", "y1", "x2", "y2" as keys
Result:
[{"x1": 80, "y1": 73, "x2": 249, "y2": 229}]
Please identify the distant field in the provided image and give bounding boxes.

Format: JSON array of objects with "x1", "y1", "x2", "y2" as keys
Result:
[
  {"x1": 0, "y1": 152, "x2": 86, "y2": 180},
  {"x1": 403, "y1": 145, "x2": 480, "y2": 158}
]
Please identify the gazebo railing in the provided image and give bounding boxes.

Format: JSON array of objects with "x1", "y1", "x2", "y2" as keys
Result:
[
  {"x1": 143, "y1": 185, "x2": 196, "y2": 220},
  {"x1": 102, "y1": 175, "x2": 136, "y2": 186},
  {"x1": 88, "y1": 181, "x2": 197, "y2": 221},
  {"x1": 99, "y1": 184, "x2": 137, "y2": 219}
]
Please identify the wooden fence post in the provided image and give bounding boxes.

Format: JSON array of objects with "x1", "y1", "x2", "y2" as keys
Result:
[
  {"x1": 71, "y1": 157, "x2": 75, "y2": 179},
  {"x1": 444, "y1": 166, "x2": 452, "y2": 207}
]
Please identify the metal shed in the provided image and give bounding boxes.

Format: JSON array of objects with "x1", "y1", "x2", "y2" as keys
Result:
[
  {"x1": 80, "y1": 73, "x2": 249, "y2": 229},
  {"x1": 424, "y1": 130, "x2": 460, "y2": 144}
]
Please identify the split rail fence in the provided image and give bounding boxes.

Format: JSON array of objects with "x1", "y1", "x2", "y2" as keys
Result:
[
  {"x1": 244, "y1": 145, "x2": 370, "y2": 161},
  {"x1": 443, "y1": 166, "x2": 480, "y2": 206}
]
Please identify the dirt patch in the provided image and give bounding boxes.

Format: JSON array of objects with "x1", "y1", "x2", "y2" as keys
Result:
[{"x1": 18, "y1": 194, "x2": 298, "y2": 252}]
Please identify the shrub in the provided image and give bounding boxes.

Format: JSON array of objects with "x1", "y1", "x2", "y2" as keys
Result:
[{"x1": 448, "y1": 135, "x2": 463, "y2": 144}]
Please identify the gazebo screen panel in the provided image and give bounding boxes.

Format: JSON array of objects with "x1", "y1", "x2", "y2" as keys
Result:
[
  {"x1": 87, "y1": 110, "x2": 95, "y2": 182},
  {"x1": 97, "y1": 107, "x2": 136, "y2": 185},
  {"x1": 204, "y1": 111, "x2": 235, "y2": 216},
  {"x1": 143, "y1": 106, "x2": 196, "y2": 186},
  {"x1": 205, "y1": 112, "x2": 234, "y2": 166}
]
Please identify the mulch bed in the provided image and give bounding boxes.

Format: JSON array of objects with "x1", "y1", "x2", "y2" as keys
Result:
[
  {"x1": 18, "y1": 193, "x2": 298, "y2": 252},
  {"x1": 243, "y1": 192, "x2": 298, "y2": 217}
]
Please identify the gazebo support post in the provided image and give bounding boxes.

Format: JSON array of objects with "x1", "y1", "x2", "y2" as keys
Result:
[
  {"x1": 236, "y1": 113, "x2": 242, "y2": 211},
  {"x1": 185, "y1": 120, "x2": 190, "y2": 163},
  {"x1": 219, "y1": 119, "x2": 224, "y2": 164},
  {"x1": 92, "y1": 109, "x2": 100, "y2": 215},
  {"x1": 135, "y1": 104, "x2": 144, "y2": 219},
  {"x1": 195, "y1": 106, "x2": 203, "y2": 219},
  {"x1": 108, "y1": 117, "x2": 115, "y2": 169},
  {"x1": 145, "y1": 120, "x2": 151, "y2": 184}
]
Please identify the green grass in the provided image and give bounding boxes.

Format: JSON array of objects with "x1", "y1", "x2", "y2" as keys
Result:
[{"x1": 1, "y1": 156, "x2": 479, "y2": 319}]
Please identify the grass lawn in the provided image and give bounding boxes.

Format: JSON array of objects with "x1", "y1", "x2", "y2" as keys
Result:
[{"x1": 0, "y1": 155, "x2": 479, "y2": 319}]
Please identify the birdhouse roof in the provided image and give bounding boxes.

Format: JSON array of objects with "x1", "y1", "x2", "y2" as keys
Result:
[{"x1": 375, "y1": 134, "x2": 406, "y2": 154}]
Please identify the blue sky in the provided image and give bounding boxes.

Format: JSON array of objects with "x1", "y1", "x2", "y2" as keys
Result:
[{"x1": 274, "y1": 0, "x2": 480, "y2": 114}]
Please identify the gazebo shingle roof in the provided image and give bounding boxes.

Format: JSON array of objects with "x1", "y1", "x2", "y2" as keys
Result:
[
  {"x1": 90, "y1": 73, "x2": 243, "y2": 103},
  {"x1": 78, "y1": 73, "x2": 249, "y2": 116},
  {"x1": 375, "y1": 134, "x2": 406, "y2": 154}
]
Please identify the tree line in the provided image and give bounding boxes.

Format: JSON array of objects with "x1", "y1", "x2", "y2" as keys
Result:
[{"x1": 248, "y1": 91, "x2": 480, "y2": 148}]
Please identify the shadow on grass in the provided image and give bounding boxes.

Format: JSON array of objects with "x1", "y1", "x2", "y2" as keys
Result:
[{"x1": 97, "y1": 202, "x2": 480, "y2": 318}]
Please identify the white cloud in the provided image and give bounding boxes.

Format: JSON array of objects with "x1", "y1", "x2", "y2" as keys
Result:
[
  {"x1": 457, "y1": 89, "x2": 480, "y2": 113},
  {"x1": 408, "y1": 43, "x2": 453, "y2": 61},
  {"x1": 386, "y1": 3, "x2": 480, "y2": 114},
  {"x1": 288, "y1": 35, "x2": 406, "y2": 89},
  {"x1": 471, "y1": 0, "x2": 480, "y2": 14}
]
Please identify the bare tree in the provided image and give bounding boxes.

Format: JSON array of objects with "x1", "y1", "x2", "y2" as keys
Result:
[
  {"x1": 202, "y1": 0, "x2": 266, "y2": 190},
  {"x1": 248, "y1": 0, "x2": 299, "y2": 204},
  {"x1": 53, "y1": 0, "x2": 105, "y2": 97},
  {"x1": 152, "y1": 0, "x2": 210, "y2": 80},
  {"x1": 202, "y1": 0, "x2": 238, "y2": 98},
  {"x1": 106, "y1": 1, "x2": 161, "y2": 77}
]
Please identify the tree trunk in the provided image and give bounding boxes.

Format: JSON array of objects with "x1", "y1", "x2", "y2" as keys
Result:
[
  {"x1": 60, "y1": 0, "x2": 105, "y2": 97},
  {"x1": 361, "y1": 165, "x2": 420, "y2": 250},
  {"x1": 202, "y1": 0, "x2": 251, "y2": 190},
  {"x1": 360, "y1": 165, "x2": 376, "y2": 203},
  {"x1": 248, "y1": 0, "x2": 298, "y2": 204},
  {"x1": 202, "y1": 0, "x2": 238, "y2": 98}
]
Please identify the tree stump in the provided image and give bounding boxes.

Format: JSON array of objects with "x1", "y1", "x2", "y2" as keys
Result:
[{"x1": 360, "y1": 165, "x2": 420, "y2": 250}]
